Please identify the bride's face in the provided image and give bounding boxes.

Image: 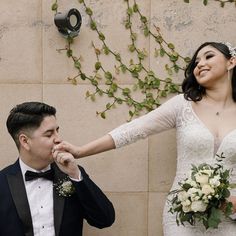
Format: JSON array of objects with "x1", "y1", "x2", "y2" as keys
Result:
[{"x1": 193, "y1": 45, "x2": 229, "y2": 87}]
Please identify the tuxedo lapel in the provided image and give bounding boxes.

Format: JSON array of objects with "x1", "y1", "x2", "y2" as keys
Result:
[
  {"x1": 52, "y1": 164, "x2": 65, "y2": 236},
  {"x1": 7, "y1": 161, "x2": 34, "y2": 236}
]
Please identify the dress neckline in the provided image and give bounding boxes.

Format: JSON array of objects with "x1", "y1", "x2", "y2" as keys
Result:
[{"x1": 188, "y1": 100, "x2": 236, "y2": 155}]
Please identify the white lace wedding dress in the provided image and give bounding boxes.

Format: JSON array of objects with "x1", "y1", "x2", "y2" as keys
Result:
[{"x1": 109, "y1": 94, "x2": 236, "y2": 236}]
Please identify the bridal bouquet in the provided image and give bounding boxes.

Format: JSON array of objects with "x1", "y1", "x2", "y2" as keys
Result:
[{"x1": 168, "y1": 153, "x2": 234, "y2": 229}]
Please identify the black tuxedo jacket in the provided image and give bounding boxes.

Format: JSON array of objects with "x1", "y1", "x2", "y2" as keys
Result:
[{"x1": 0, "y1": 160, "x2": 115, "y2": 236}]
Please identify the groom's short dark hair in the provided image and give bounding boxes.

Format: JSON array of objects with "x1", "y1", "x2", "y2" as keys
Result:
[{"x1": 6, "y1": 102, "x2": 56, "y2": 149}]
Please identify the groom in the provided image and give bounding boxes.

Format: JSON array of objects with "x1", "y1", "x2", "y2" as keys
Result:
[{"x1": 0, "y1": 101, "x2": 115, "y2": 236}]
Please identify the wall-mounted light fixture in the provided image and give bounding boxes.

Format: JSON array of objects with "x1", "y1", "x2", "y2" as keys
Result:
[{"x1": 54, "y1": 8, "x2": 82, "y2": 38}]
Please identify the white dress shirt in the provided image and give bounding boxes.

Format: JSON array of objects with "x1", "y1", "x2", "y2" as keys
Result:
[{"x1": 19, "y1": 159, "x2": 55, "y2": 236}]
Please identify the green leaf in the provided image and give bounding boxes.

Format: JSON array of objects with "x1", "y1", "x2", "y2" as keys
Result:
[
  {"x1": 133, "y1": 3, "x2": 139, "y2": 12},
  {"x1": 121, "y1": 64, "x2": 127, "y2": 73},
  {"x1": 225, "y1": 202, "x2": 233, "y2": 216},
  {"x1": 168, "y1": 43, "x2": 175, "y2": 50},
  {"x1": 67, "y1": 49, "x2": 72, "y2": 57},
  {"x1": 127, "y1": 7, "x2": 133, "y2": 16},
  {"x1": 117, "y1": 98, "x2": 123, "y2": 104},
  {"x1": 115, "y1": 53, "x2": 121, "y2": 61},
  {"x1": 138, "y1": 51, "x2": 145, "y2": 60},
  {"x1": 85, "y1": 91, "x2": 90, "y2": 97},
  {"x1": 105, "y1": 80, "x2": 112, "y2": 85},
  {"x1": 174, "y1": 64, "x2": 180, "y2": 73},
  {"x1": 80, "y1": 73, "x2": 86, "y2": 80},
  {"x1": 128, "y1": 44, "x2": 135, "y2": 52},
  {"x1": 153, "y1": 79, "x2": 160, "y2": 89},
  {"x1": 123, "y1": 88, "x2": 131, "y2": 96},
  {"x1": 95, "y1": 62, "x2": 102, "y2": 70},
  {"x1": 160, "y1": 48, "x2": 165, "y2": 57},
  {"x1": 100, "y1": 112, "x2": 106, "y2": 119},
  {"x1": 203, "y1": 0, "x2": 208, "y2": 6},
  {"x1": 111, "y1": 83, "x2": 118, "y2": 92},
  {"x1": 67, "y1": 36, "x2": 74, "y2": 44},
  {"x1": 51, "y1": 3, "x2": 58, "y2": 11},
  {"x1": 170, "y1": 52, "x2": 179, "y2": 62},
  {"x1": 143, "y1": 26, "x2": 149, "y2": 37},
  {"x1": 74, "y1": 61, "x2": 81, "y2": 69},
  {"x1": 140, "y1": 16, "x2": 147, "y2": 23},
  {"x1": 103, "y1": 45, "x2": 110, "y2": 55},
  {"x1": 184, "y1": 57, "x2": 191, "y2": 63},
  {"x1": 161, "y1": 90, "x2": 167, "y2": 97},
  {"x1": 105, "y1": 71, "x2": 113, "y2": 80},
  {"x1": 98, "y1": 32, "x2": 105, "y2": 41},
  {"x1": 155, "y1": 36, "x2": 163, "y2": 43},
  {"x1": 125, "y1": 21, "x2": 132, "y2": 29},
  {"x1": 90, "y1": 94, "x2": 95, "y2": 101},
  {"x1": 183, "y1": 0, "x2": 190, "y2": 2},
  {"x1": 131, "y1": 33, "x2": 137, "y2": 41},
  {"x1": 90, "y1": 21, "x2": 97, "y2": 30},
  {"x1": 207, "y1": 207, "x2": 222, "y2": 229},
  {"x1": 91, "y1": 79, "x2": 98, "y2": 86},
  {"x1": 127, "y1": 98, "x2": 133, "y2": 106},
  {"x1": 86, "y1": 7, "x2": 93, "y2": 16},
  {"x1": 129, "y1": 110, "x2": 134, "y2": 117},
  {"x1": 222, "y1": 188, "x2": 231, "y2": 198}
]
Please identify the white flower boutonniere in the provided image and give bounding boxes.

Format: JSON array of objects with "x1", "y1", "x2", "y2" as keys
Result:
[{"x1": 54, "y1": 177, "x2": 76, "y2": 197}]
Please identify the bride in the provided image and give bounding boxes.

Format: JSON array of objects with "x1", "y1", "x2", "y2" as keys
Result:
[{"x1": 53, "y1": 42, "x2": 236, "y2": 235}]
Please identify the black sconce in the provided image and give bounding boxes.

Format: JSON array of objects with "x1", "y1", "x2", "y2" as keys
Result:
[{"x1": 54, "y1": 8, "x2": 82, "y2": 38}]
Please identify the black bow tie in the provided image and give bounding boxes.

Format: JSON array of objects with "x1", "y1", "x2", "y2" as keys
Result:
[{"x1": 25, "y1": 169, "x2": 54, "y2": 181}]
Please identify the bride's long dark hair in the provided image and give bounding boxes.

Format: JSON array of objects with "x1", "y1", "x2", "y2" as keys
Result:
[{"x1": 182, "y1": 42, "x2": 236, "y2": 102}]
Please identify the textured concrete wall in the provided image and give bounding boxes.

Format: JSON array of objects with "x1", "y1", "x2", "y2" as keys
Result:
[{"x1": 0, "y1": 0, "x2": 235, "y2": 235}]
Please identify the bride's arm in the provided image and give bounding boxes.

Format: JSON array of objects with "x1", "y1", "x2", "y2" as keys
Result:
[
  {"x1": 54, "y1": 95, "x2": 182, "y2": 159},
  {"x1": 53, "y1": 134, "x2": 116, "y2": 159}
]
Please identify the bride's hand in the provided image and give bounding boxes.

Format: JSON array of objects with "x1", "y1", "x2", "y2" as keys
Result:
[
  {"x1": 53, "y1": 141, "x2": 80, "y2": 159},
  {"x1": 227, "y1": 196, "x2": 236, "y2": 213}
]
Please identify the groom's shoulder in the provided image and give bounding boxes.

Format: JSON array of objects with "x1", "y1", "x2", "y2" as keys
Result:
[{"x1": 0, "y1": 161, "x2": 18, "y2": 178}]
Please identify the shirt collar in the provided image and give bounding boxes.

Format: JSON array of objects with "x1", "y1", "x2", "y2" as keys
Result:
[{"x1": 19, "y1": 158, "x2": 51, "y2": 176}]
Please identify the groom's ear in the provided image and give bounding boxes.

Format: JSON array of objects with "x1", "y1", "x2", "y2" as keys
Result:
[{"x1": 19, "y1": 133, "x2": 31, "y2": 151}]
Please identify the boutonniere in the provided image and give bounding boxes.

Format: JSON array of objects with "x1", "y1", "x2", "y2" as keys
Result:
[{"x1": 54, "y1": 177, "x2": 76, "y2": 197}]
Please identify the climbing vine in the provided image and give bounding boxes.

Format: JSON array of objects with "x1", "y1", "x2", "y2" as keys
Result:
[
  {"x1": 183, "y1": 0, "x2": 236, "y2": 7},
  {"x1": 51, "y1": 0, "x2": 235, "y2": 120}
]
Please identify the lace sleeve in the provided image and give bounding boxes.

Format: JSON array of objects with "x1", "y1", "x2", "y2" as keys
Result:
[{"x1": 109, "y1": 94, "x2": 184, "y2": 148}]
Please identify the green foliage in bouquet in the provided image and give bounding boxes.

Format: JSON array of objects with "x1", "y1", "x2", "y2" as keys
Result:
[{"x1": 168, "y1": 153, "x2": 233, "y2": 229}]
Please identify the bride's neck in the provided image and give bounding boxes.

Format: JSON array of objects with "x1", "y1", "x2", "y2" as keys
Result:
[{"x1": 204, "y1": 84, "x2": 233, "y2": 106}]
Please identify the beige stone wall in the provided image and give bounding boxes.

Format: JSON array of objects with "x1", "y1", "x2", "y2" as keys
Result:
[{"x1": 0, "y1": 0, "x2": 235, "y2": 235}]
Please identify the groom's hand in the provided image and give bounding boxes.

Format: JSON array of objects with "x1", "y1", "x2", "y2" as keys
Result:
[
  {"x1": 53, "y1": 150, "x2": 81, "y2": 180},
  {"x1": 53, "y1": 141, "x2": 80, "y2": 159}
]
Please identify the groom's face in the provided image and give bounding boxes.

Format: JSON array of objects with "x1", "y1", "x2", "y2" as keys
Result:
[{"x1": 26, "y1": 115, "x2": 62, "y2": 165}]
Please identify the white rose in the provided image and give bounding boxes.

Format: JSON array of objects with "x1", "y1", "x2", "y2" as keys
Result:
[
  {"x1": 191, "y1": 200, "x2": 207, "y2": 212},
  {"x1": 182, "y1": 199, "x2": 191, "y2": 207},
  {"x1": 209, "y1": 176, "x2": 221, "y2": 187},
  {"x1": 187, "y1": 187, "x2": 199, "y2": 195},
  {"x1": 195, "y1": 174, "x2": 209, "y2": 185},
  {"x1": 182, "y1": 205, "x2": 192, "y2": 213},
  {"x1": 202, "y1": 184, "x2": 215, "y2": 195},
  {"x1": 191, "y1": 195, "x2": 200, "y2": 201},
  {"x1": 178, "y1": 191, "x2": 189, "y2": 202}
]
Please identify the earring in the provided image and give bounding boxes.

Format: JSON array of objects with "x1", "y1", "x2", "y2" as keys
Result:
[{"x1": 228, "y1": 69, "x2": 231, "y2": 80}]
